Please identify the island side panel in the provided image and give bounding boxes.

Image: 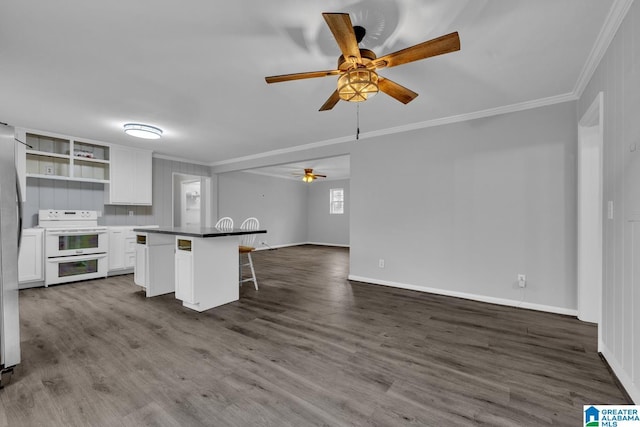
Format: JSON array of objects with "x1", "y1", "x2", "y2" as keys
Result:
[{"x1": 178, "y1": 235, "x2": 240, "y2": 312}]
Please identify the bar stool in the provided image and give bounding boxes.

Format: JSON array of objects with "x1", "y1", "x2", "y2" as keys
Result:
[
  {"x1": 239, "y1": 217, "x2": 259, "y2": 290},
  {"x1": 215, "y1": 216, "x2": 233, "y2": 230}
]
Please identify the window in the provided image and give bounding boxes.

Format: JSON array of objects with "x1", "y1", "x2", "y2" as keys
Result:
[{"x1": 330, "y1": 188, "x2": 344, "y2": 214}]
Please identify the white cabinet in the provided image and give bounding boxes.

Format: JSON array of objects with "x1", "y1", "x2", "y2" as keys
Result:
[
  {"x1": 105, "y1": 146, "x2": 152, "y2": 205},
  {"x1": 175, "y1": 238, "x2": 195, "y2": 304},
  {"x1": 18, "y1": 228, "x2": 44, "y2": 286},
  {"x1": 124, "y1": 234, "x2": 136, "y2": 268},
  {"x1": 108, "y1": 227, "x2": 137, "y2": 274},
  {"x1": 134, "y1": 231, "x2": 174, "y2": 297},
  {"x1": 134, "y1": 240, "x2": 147, "y2": 287},
  {"x1": 22, "y1": 130, "x2": 110, "y2": 183},
  {"x1": 173, "y1": 235, "x2": 238, "y2": 312}
]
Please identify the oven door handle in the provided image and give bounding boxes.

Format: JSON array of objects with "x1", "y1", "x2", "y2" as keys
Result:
[
  {"x1": 47, "y1": 253, "x2": 107, "y2": 263},
  {"x1": 47, "y1": 229, "x2": 108, "y2": 236}
]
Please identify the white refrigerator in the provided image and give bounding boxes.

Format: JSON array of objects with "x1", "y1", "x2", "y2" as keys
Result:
[{"x1": 0, "y1": 123, "x2": 21, "y2": 386}]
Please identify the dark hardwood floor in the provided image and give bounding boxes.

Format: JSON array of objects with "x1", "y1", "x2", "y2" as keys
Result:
[{"x1": 0, "y1": 245, "x2": 630, "y2": 426}]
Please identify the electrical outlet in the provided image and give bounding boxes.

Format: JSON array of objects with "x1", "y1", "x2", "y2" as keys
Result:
[
  {"x1": 45, "y1": 166, "x2": 54, "y2": 175},
  {"x1": 517, "y1": 274, "x2": 526, "y2": 288},
  {"x1": 378, "y1": 259, "x2": 385, "y2": 268}
]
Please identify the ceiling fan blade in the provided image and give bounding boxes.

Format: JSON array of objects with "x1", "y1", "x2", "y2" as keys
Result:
[
  {"x1": 265, "y1": 69, "x2": 341, "y2": 84},
  {"x1": 372, "y1": 32, "x2": 460, "y2": 70},
  {"x1": 319, "y1": 90, "x2": 341, "y2": 111},
  {"x1": 322, "y1": 13, "x2": 361, "y2": 64},
  {"x1": 378, "y1": 78, "x2": 419, "y2": 104},
  {"x1": 314, "y1": 174, "x2": 327, "y2": 178}
]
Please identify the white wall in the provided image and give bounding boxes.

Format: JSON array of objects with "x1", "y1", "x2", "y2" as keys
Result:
[
  {"x1": 217, "y1": 172, "x2": 308, "y2": 248},
  {"x1": 579, "y1": 1, "x2": 640, "y2": 403},
  {"x1": 307, "y1": 179, "x2": 350, "y2": 246},
  {"x1": 349, "y1": 101, "x2": 578, "y2": 314}
]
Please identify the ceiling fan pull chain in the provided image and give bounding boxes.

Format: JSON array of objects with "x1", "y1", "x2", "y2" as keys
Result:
[{"x1": 356, "y1": 103, "x2": 360, "y2": 140}]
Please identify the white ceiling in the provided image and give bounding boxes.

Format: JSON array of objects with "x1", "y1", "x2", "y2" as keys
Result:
[{"x1": 0, "y1": 1, "x2": 616, "y2": 169}]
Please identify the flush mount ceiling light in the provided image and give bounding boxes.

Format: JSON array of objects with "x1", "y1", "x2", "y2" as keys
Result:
[{"x1": 123, "y1": 123, "x2": 163, "y2": 139}]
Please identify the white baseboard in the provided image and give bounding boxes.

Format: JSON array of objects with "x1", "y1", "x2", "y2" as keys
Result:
[
  {"x1": 107, "y1": 268, "x2": 134, "y2": 277},
  {"x1": 255, "y1": 242, "x2": 307, "y2": 251},
  {"x1": 255, "y1": 242, "x2": 350, "y2": 251},
  {"x1": 305, "y1": 242, "x2": 350, "y2": 248},
  {"x1": 347, "y1": 275, "x2": 578, "y2": 317},
  {"x1": 18, "y1": 280, "x2": 45, "y2": 290},
  {"x1": 600, "y1": 343, "x2": 639, "y2": 403}
]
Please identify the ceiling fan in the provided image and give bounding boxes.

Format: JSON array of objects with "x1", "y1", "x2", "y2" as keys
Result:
[
  {"x1": 294, "y1": 168, "x2": 327, "y2": 183},
  {"x1": 265, "y1": 12, "x2": 460, "y2": 111}
]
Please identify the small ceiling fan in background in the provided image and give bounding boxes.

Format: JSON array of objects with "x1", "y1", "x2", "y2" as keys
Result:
[
  {"x1": 265, "y1": 12, "x2": 460, "y2": 111},
  {"x1": 294, "y1": 168, "x2": 327, "y2": 183}
]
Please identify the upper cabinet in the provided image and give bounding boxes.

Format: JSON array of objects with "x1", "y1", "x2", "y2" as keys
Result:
[
  {"x1": 17, "y1": 128, "x2": 153, "y2": 206},
  {"x1": 24, "y1": 131, "x2": 110, "y2": 183},
  {"x1": 104, "y1": 145, "x2": 152, "y2": 205}
]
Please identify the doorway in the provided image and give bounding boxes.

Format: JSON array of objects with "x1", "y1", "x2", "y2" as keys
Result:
[
  {"x1": 577, "y1": 92, "x2": 603, "y2": 332},
  {"x1": 172, "y1": 173, "x2": 212, "y2": 228}
]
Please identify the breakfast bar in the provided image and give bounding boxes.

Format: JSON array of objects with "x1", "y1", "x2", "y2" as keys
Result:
[{"x1": 133, "y1": 226, "x2": 266, "y2": 312}]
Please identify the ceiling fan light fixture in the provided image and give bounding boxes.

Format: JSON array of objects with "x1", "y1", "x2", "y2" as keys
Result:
[
  {"x1": 302, "y1": 175, "x2": 314, "y2": 183},
  {"x1": 338, "y1": 67, "x2": 379, "y2": 102},
  {"x1": 124, "y1": 123, "x2": 163, "y2": 139}
]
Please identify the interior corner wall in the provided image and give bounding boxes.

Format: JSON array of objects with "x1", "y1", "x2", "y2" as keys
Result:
[
  {"x1": 307, "y1": 179, "x2": 350, "y2": 246},
  {"x1": 578, "y1": 1, "x2": 640, "y2": 403},
  {"x1": 349, "y1": 101, "x2": 578, "y2": 314},
  {"x1": 217, "y1": 172, "x2": 308, "y2": 248}
]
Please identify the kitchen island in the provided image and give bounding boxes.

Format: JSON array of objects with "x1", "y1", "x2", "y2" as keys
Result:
[{"x1": 133, "y1": 226, "x2": 266, "y2": 312}]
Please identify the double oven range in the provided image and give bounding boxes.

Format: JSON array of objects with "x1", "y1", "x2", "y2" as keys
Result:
[{"x1": 38, "y1": 210, "x2": 108, "y2": 286}]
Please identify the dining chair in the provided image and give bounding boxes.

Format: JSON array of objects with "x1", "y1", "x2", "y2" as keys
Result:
[
  {"x1": 239, "y1": 217, "x2": 259, "y2": 290},
  {"x1": 215, "y1": 216, "x2": 233, "y2": 230}
]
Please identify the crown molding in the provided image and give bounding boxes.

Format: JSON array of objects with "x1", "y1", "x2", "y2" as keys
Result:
[
  {"x1": 359, "y1": 92, "x2": 577, "y2": 141},
  {"x1": 243, "y1": 169, "x2": 300, "y2": 181},
  {"x1": 243, "y1": 169, "x2": 348, "y2": 182},
  {"x1": 573, "y1": 0, "x2": 634, "y2": 97},
  {"x1": 209, "y1": 134, "x2": 354, "y2": 167},
  {"x1": 211, "y1": 92, "x2": 576, "y2": 168}
]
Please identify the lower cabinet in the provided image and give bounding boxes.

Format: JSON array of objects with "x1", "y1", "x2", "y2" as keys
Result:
[
  {"x1": 175, "y1": 238, "x2": 195, "y2": 304},
  {"x1": 173, "y1": 235, "x2": 239, "y2": 312},
  {"x1": 108, "y1": 227, "x2": 137, "y2": 275},
  {"x1": 134, "y1": 242, "x2": 147, "y2": 287},
  {"x1": 18, "y1": 228, "x2": 44, "y2": 287}
]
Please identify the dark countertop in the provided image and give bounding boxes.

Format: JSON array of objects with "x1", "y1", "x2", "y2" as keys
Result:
[{"x1": 133, "y1": 226, "x2": 267, "y2": 238}]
